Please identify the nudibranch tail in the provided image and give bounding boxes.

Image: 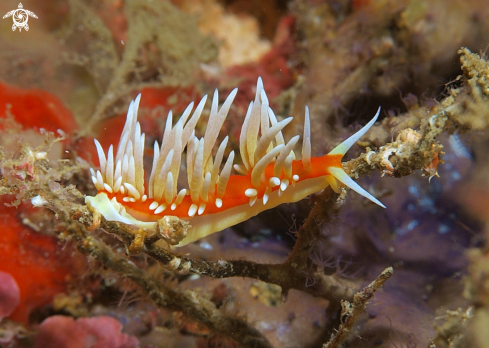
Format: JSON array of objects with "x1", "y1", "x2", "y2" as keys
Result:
[{"x1": 85, "y1": 78, "x2": 385, "y2": 247}]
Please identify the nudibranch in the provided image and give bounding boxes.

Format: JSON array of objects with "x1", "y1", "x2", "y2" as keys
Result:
[{"x1": 86, "y1": 78, "x2": 385, "y2": 247}]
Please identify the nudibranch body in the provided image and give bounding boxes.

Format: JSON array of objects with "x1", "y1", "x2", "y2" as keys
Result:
[{"x1": 86, "y1": 78, "x2": 384, "y2": 247}]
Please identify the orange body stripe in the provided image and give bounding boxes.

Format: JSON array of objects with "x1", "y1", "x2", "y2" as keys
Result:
[{"x1": 104, "y1": 153, "x2": 342, "y2": 222}]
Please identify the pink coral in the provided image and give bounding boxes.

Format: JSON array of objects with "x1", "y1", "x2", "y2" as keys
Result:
[
  {"x1": 0, "y1": 271, "x2": 20, "y2": 320},
  {"x1": 35, "y1": 315, "x2": 139, "y2": 348}
]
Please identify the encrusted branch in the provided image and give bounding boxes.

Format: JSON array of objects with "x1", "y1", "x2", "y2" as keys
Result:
[
  {"x1": 323, "y1": 267, "x2": 394, "y2": 348},
  {"x1": 344, "y1": 47, "x2": 489, "y2": 182},
  {"x1": 91, "y1": 188, "x2": 356, "y2": 302},
  {"x1": 38, "y1": 194, "x2": 274, "y2": 348},
  {"x1": 67, "y1": 223, "x2": 273, "y2": 348},
  {"x1": 342, "y1": 107, "x2": 448, "y2": 181}
]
